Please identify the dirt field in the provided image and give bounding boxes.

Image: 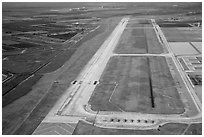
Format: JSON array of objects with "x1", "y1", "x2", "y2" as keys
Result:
[
  {"x1": 73, "y1": 120, "x2": 201, "y2": 135},
  {"x1": 161, "y1": 27, "x2": 202, "y2": 42},
  {"x1": 114, "y1": 25, "x2": 164, "y2": 54},
  {"x1": 89, "y1": 56, "x2": 184, "y2": 114}
]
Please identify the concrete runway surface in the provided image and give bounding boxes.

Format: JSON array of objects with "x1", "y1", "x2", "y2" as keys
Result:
[{"x1": 33, "y1": 17, "x2": 201, "y2": 134}]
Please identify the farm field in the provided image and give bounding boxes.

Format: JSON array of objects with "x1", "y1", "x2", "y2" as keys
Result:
[{"x1": 89, "y1": 56, "x2": 184, "y2": 114}]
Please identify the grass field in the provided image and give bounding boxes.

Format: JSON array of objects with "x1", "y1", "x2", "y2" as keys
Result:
[
  {"x1": 48, "y1": 32, "x2": 77, "y2": 40},
  {"x1": 73, "y1": 120, "x2": 201, "y2": 135},
  {"x1": 114, "y1": 24, "x2": 164, "y2": 54},
  {"x1": 3, "y1": 50, "x2": 56, "y2": 74},
  {"x1": 2, "y1": 74, "x2": 42, "y2": 106},
  {"x1": 2, "y1": 16, "x2": 123, "y2": 135},
  {"x1": 158, "y1": 23, "x2": 192, "y2": 27},
  {"x1": 126, "y1": 19, "x2": 151, "y2": 28},
  {"x1": 126, "y1": 23, "x2": 148, "y2": 28},
  {"x1": 114, "y1": 28, "x2": 147, "y2": 54},
  {"x1": 89, "y1": 56, "x2": 184, "y2": 114}
]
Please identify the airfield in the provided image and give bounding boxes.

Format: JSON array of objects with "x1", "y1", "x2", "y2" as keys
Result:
[{"x1": 32, "y1": 16, "x2": 202, "y2": 135}]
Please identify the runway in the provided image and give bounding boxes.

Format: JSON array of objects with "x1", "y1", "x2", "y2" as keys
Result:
[
  {"x1": 33, "y1": 17, "x2": 201, "y2": 134},
  {"x1": 41, "y1": 17, "x2": 130, "y2": 122}
]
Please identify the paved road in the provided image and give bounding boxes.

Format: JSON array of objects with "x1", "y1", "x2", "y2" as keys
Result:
[
  {"x1": 33, "y1": 17, "x2": 130, "y2": 134},
  {"x1": 151, "y1": 19, "x2": 201, "y2": 112},
  {"x1": 45, "y1": 17, "x2": 129, "y2": 117},
  {"x1": 33, "y1": 17, "x2": 202, "y2": 134},
  {"x1": 113, "y1": 53, "x2": 172, "y2": 57}
]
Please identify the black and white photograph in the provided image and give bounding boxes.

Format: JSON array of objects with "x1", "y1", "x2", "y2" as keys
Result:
[{"x1": 1, "y1": 0, "x2": 202, "y2": 135}]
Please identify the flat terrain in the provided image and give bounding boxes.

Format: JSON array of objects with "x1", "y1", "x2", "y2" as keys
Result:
[
  {"x1": 2, "y1": 16, "x2": 123, "y2": 135},
  {"x1": 2, "y1": 2, "x2": 202, "y2": 135},
  {"x1": 114, "y1": 20, "x2": 164, "y2": 54},
  {"x1": 169, "y1": 42, "x2": 199, "y2": 56},
  {"x1": 126, "y1": 19, "x2": 151, "y2": 27},
  {"x1": 191, "y1": 42, "x2": 202, "y2": 53},
  {"x1": 89, "y1": 56, "x2": 184, "y2": 114},
  {"x1": 161, "y1": 27, "x2": 202, "y2": 42},
  {"x1": 73, "y1": 120, "x2": 201, "y2": 135},
  {"x1": 187, "y1": 71, "x2": 202, "y2": 103}
]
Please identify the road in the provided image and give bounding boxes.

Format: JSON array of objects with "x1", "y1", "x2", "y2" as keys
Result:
[
  {"x1": 34, "y1": 17, "x2": 201, "y2": 134},
  {"x1": 42, "y1": 16, "x2": 129, "y2": 121},
  {"x1": 151, "y1": 19, "x2": 201, "y2": 112},
  {"x1": 113, "y1": 53, "x2": 172, "y2": 57}
]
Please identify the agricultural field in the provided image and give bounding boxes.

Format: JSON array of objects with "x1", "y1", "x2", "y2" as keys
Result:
[{"x1": 89, "y1": 56, "x2": 184, "y2": 114}]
